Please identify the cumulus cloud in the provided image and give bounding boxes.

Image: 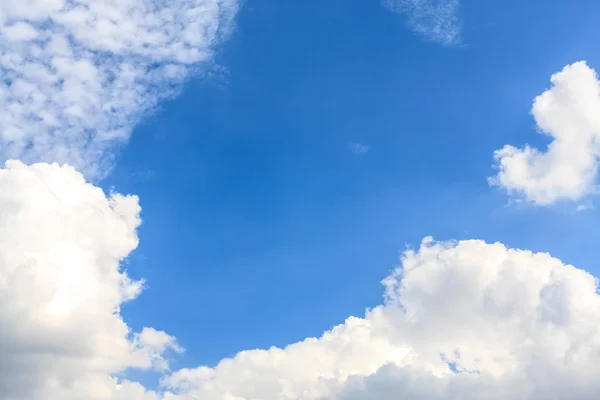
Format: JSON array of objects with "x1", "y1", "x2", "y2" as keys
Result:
[
  {"x1": 5, "y1": 163, "x2": 600, "y2": 399},
  {"x1": 490, "y1": 61, "x2": 600, "y2": 205},
  {"x1": 381, "y1": 0, "x2": 461, "y2": 46},
  {"x1": 0, "y1": 161, "x2": 180, "y2": 399},
  {"x1": 3, "y1": 3, "x2": 598, "y2": 399},
  {"x1": 159, "y1": 237, "x2": 600, "y2": 399},
  {"x1": 0, "y1": 0, "x2": 238, "y2": 178}
]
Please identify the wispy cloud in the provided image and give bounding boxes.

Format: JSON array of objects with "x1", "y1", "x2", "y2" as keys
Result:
[
  {"x1": 0, "y1": 0, "x2": 238, "y2": 178},
  {"x1": 349, "y1": 142, "x2": 370, "y2": 155},
  {"x1": 381, "y1": 0, "x2": 462, "y2": 46},
  {"x1": 576, "y1": 202, "x2": 594, "y2": 212}
]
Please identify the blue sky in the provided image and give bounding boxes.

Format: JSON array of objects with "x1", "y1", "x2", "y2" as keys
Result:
[
  {"x1": 4, "y1": 0, "x2": 600, "y2": 398},
  {"x1": 102, "y1": 0, "x2": 600, "y2": 370}
]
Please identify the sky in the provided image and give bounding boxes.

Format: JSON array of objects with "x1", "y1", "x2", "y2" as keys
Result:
[{"x1": 2, "y1": 0, "x2": 600, "y2": 399}]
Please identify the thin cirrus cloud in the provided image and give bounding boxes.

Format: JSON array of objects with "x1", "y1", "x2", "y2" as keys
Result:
[
  {"x1": 381, "y1": 0, "x2": 462, "y2": 46},
  {"x1": 0, "y1": 0, "x2": 237, "y2": 179},
  {"x1": 490, "y1": 61, "x2": 600, "y2": 206}
]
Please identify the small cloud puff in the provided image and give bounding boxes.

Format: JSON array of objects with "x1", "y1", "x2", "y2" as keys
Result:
[{"x1": 349, "y1": 142, "x2": 370, "y2": 155}]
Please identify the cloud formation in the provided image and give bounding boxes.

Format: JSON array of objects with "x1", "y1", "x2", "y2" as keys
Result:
[
  {"x1": 381, "y1": 0, "x2": 461, "y2": 45},
  {"x1": 0, "y1": 0, "x2": 237, "y2": 178},
  {"x1": 4, "y1": 162, "x2": 600, "y2": 399},
  {"x1": 0, "y1": 161, "x2": 180, "y2": 399},
  {"x1": 490, "y1": 61, "x2": 600, "y2": 205},
  {"x1": 2, "y1": 2, "x2": 597, "y2": 399},
  {"x1": 161, "y1": 237, "x2": 600, "y2": 399}
]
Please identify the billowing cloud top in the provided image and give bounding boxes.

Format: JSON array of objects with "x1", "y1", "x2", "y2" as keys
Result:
[
  {"x1": 159, "y1": 237, "x2": 600, "y2": 399},
  {"x1": 4, "y1": 161, "x2": 600, "y2": 400},
  {"x1": 490, "y1": 61, "x2": 600, "y2": 205},
  {"x1": 0, "y1": 161, "x2": 181, "y2": 399},
  {"x1": 1, "y1": 1, "x2": 598, "y2": 398},
  {"x1": 381, "y1": 0, "x2": 461, "y2": 46},
  {"x1": 0, "y1": 0, "x2": 237, "y2": 178}
]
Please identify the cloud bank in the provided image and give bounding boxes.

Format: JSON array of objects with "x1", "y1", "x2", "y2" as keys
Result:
[
  {"x1": 0, "y1": 161, "x2": 180, "y2": 399},
  {"x1": 490, "y1": 61, "x2": 600, "y2": 205},
  {"x1": 381, "y1": 0, "x2": 461, "y2": 46},
  {"x1": 0, "y1": 0, "x2": 237, "y2": 178},
  {"x1": 5, "y1": 162, "x2": 600, "y2": 399},
  {"x1": 160, "y1": 237, "x2": 600, "y2": 399}
]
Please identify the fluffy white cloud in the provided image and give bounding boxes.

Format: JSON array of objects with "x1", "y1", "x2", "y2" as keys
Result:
[
  {"x1": 3, "y1": 163, "x2": 599, "y2": 399},
  {"x1": 0, "y1": 161, "x2": 181, "y2": 399},
  {"x1": 490, "y1": 61, "x2": 600, "y2": 205},
  {"x1": 160, "y1": 237, "x2": 600, "y2": 400},
  {"x1": 0, "y1": 0, "x2": 238, "y2": 178},
  {"x1": 381, "y1": 0, "x2": 461, "y2": 46}
]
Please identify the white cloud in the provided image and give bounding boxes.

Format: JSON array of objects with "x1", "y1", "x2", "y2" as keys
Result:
[
  {"x1": 3, "y1": 4, "x2": 599, "y2": 399},
  {"x1": 490, "y1": 61, "x2": 600, "y2": 205},
  {"x1": 0, "y1": 161, "x2": 180, "y2": 399},
  {"x1": 381, "y1": 0, "x2": 461, "y2": 46},
  {"x1": 160, "y1": 237, "x2": 600, "y2": 400},
  {"x1": 0, "y1": 0, "x2": 238, "y2": 179},
  {"x1": 4, "y1": 163, "x2": 600, "y2": 399}
]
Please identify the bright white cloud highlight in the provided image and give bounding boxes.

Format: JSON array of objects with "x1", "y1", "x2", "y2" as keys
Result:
[
  {"x1": 490, "y1": 61, "x2": 600, "y2": 205},
  {"x1": 0, "y1": 0, "x2": 237, "y2": 178},
  {"x1": 0, "y1": 161, "x2": 180, "y2": 399},
  {"x1": 161, "y1": 237, "x2": 600, "y2": 399},
  {"x1": 381, "y1": 0, "x2": 461, "y2": 45}
]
